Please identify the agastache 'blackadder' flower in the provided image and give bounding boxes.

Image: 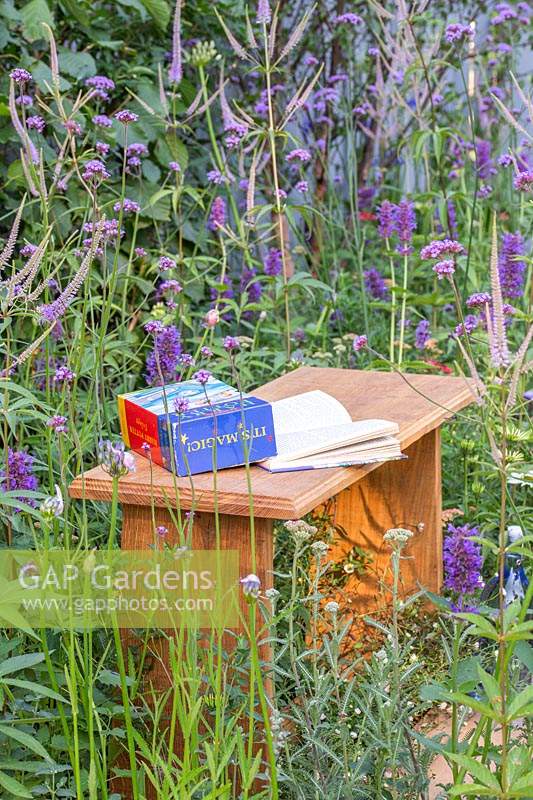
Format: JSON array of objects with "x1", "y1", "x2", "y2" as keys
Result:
[
  {"x1": 377, "y1": 200, "x2": 396, "y2": 239},
  {"x1": 98, "y1": 440, "x2": 136, "y2": 477},
  {"x1": 394, "y1": 199, "x2": 416, "y2": 254},
  {"x1": 415, "y1": 319, "x2": 431, "y2": 350},
  {"x1": 498, "y1": 232, "x2": 525, "y2": 298},
  {"x1": 208, "y1": 197, "x2": 226, "y2": 231},
  {"x1": 240, "y1": 573, "x2": 261, "y2": 600},
  {"x1": 40, "y1": 485, "x2": 64, "y2": 520},
  {"x1": 263, "y1": 248, "x2": 282, "y2": 276},
  {"x1": 145, "y1": 324, "x2": 182, "y2": 385},
  {"x1": 0, "y1": 448, "x2": 39, "y2": 511},
  {"x1": 443, "y1": 523, "x2": 483, "y2": 603}
]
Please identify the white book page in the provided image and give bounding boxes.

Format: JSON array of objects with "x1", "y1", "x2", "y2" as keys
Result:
[
  {"x1": 269, "y1": 438, "x2": 402, "y2": 471},
  {"x1": 271, "y1": 391, "x2": 351, "y2": 436},
  {"x1": 269, "y1": 419, "x2": 399, "y2": 465}
]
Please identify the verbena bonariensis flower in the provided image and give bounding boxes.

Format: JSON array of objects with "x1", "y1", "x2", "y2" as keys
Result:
[
  {"x1": 286, "y1": 148, "x2": 311, "y2": 163},
  {"x1": 145, "y1": 324, "x2": 182, "y2": 385},
  {"x1": 47, "y1": 415, "x2": 68, "y2": 433},
  {"x1": 445, "y1": 23, "x2": 474, "y2": 43},
  {"x1": 513, "y1": 170, "x2": 533, "y2": 191},
  {"x1": 475, "y1": 139, "x2": 496, "y2": 180},
  {"x1": 433, "y1": 259, "x2": 455, "y2": 279},
  {"x1": 96, "y1": 141, "x2": 110, "y2": 157},
  {"x1": 498, "y1": 153, "x2": 513, "y2": 167},
  {"x1": 420, "y1": 239, "x2": 465, "y2": 259},
  {"x1": 113, "y1": 198, "x2": 140, "y2": 214},
  {"x1": 455, "y1": 314, "x2": 479, "y2": 337},
  {"x1": 223, "y1": 335, "x2": 240, "y2": 352},
  {"x1": 208, "y1": 196, "x2": 226, "y2": 231},
  {"x1": 264, "y1": 248, "x2": 282, "y2": 276},
  {"x1": 85, "y1": 75, "x2": 115, "y2": 101},
  {"x1": 364, "y1": 267, "x2": 388, "y2": 300},
  {"x1": 207, "y1": 169, "x2": 225, "y2": 185},
  {"x1": 126, "y1": 143, "x2": 148, "y2": 158},
  {"x1": 174, "y1": 397, "x2": 190, "y2": 414},
  {"x1": 353, "y1": 334, "x2": 367, "y2": 352},
  {"x1": 82, "y1": 159, "x2": 110, "y2": 183},
  {"x1": 10, "y1": 68, "x2": 32, "y2": 84},
  {"x1": 20, "y1": 243, "x2": 37, "y2": 258},
  {"x1": 443, "y1": 523, "x2": 483, "y2": 602},
  {"x1": 26, "y1": 115, "x2": 45, "y2": 133},
  {"x1": 466, "y1": 292, "x2": 491, "y2": 308},
  {"x1": 377, "y1": 200, "x2": 396, "y2": 239},
  {"x1": 0, "y1": 448, "x2": 39, "y2": 511},
  {"x1": 296, "y1": 180, "x2": 309, "y2": 193},
  {"x1": 194, "y1": 369, "x2": 211, "y2": 385},
  {"x1": 169, "y1": 161, "x2": 181, "y2": 172},
  {"x1": 394, "y1": 199, "x2": 416, "y2": 254},
  {"x1": 93, "y1": 114, "x2": 113, "y2": 128},
  {"x1": 159, "y1": 256, "x2": 176, "y2": 271},
  {"x1": 415, "y1": 319, "x2": 431, "y2": 349},
  {"x1": 156, "y1": 279, "x2": 182, "y2": 300},
  {"x1": 53, "y1": 365, "x2": 75, "y2": 385},
  {"x1": 98, "y1": 440, "x2": 136, "y2": 477},
  {"x1": 499, "y1": 232, "x2": 525, "y2": 298},
  {"x1": 115, "y1": 109, "x2": 138, "y2": 124},
  {"x1": 335, "y1": 12, "x2": 363, "y2": 25}
]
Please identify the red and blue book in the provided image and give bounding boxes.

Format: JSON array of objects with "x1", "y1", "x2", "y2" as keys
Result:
[{"x1": 118, "y1": 377, "x2": 277, "y2": 476}]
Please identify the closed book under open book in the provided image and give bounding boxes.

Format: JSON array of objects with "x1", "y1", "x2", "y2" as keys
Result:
[{"x1": 261, "y1": 390, "x2": 404, "y2": 472}]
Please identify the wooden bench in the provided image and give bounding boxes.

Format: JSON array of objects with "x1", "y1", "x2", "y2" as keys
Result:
[{"x1": 70, "y1": 366, "x2": 474, "y2": 613}]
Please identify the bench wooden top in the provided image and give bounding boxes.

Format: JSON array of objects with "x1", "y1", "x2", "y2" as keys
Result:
[{"x1": 69, "y1": 367, "x2": 474, "y2": 519}]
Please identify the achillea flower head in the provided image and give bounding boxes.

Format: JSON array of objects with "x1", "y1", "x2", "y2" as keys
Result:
[
  {"x1": 286, "y1": 148, "x2": 312, "y2": 163},
  {"x1": 415, "y1": 319, "x2": 431, "y2": 349},
  {"x1": 513, "y1": 170, "x2": 533, "y2": 191},
  {"x1": 10, "y1": 68, "x2": 32, "y2": 84},
  {"x1": 443, "y1": 523, "x2": 483, "y2": 600},
  {"x1": 0, "y1": 449, "x2": 39, "y2": 511},
  {"x1": 82, "y1": 159, "x2": 110, "y2": 182},
  {"x1": 115, "y1": 109, "x2": 138, "y2": 124},
  {"x1": 47, "y1": 415, "x2": 68, "y2": 434},
  {"x1": 335, "y1": 12, "x2": 363, "y2": 25},
  {"x1": 159, "y1": 256, "x2": 176, "y2": 271},
  {"x1": 394, "y1": 199, "x2": 416, "y2": 253},
  {"x1": 353, "y1": 334, "x2": 368, "y2": 352},
  {"x1": 377, "y1": 200, "x2": 396, "y2": 239},
  {"x1": 264, "y1": 248, "x2": 282, "y2": 276},
  {"x1": 499, "y1": 232, "x2": 525, "y2": 298},
  {"x1": 93, "y1": 114, "x2": 113, "y2": 128},
  {"x1": 364, "y1": 267, "x2": 388, "y2": 300},
  {"x1": 466, "y1": 292, "x2": 491, "y2": 308},
  {"x1": 256, "y1": 0, "x2": 271, "y2": 24},
  {"x1": 98, "y1": 440, "x2": 136, "y2": 477},
  {"x1": 114, "y1": 198, "x2": 140, "y2": 214},
  {"x1": 433, "y1": 259, "x2": 455, "y2": 279},
  {"x1": 145, "y1": 324, "x2": 182, "y2": 385},
  {"x1": 445, "y1": 23, "x2": 474, "y2": 43},
  {"x1": 420, "y1": 239, "x2": 465, "y2": 259},
  {"x1": 208, "y1": 196, "x2": 226, "y2": 231},
  {"x1": 26, "y1": 115, "x2": 45, "y2": 133},
  {"x1": 194, "y1": 369, "x2": 211, "y2": 385}
]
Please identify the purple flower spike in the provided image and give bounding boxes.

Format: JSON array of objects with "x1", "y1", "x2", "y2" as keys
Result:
[
  {"x1": 499, "y1": 232, "x2": 525, "y2": 298},
  {"x1": 0, "y1": 449, "x2": 39, "y2": 511},
  {"x1": 264, "y1": 248, "x2": 282, "y2": 276},
  {"x1": 393, "y1": 199, "x2": 416, "y2": 254},
  {"x1": 377, "y1": 200, "x2": 396, "y2": 239},
  {"x1": 415, "y1": 319, "x2": 431, "y2": 350},
  {"x1": 208, "y1": 197, "x2": 227, "y2": 231},
  {"x1": 364, "y1": 267, "x2": 389, "y2": 300},
  {"x1": 145, "y1": 324, "x2": 182, "y2": 385},
  {"x1": 443, "y1": 523, "x2": 483, "y2": 601},
  {"x1": 256, "y1": 0, "x2": 271, "y2": 24}
]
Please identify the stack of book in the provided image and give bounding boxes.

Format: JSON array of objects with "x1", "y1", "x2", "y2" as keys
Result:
[{"x1": 118, "y1": 380, "x2": 404, "y2": 476}]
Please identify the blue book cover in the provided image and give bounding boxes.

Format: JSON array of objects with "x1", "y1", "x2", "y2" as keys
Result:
[{"x1": 118, "y1": 377, "x2": 277, "y2": 476}]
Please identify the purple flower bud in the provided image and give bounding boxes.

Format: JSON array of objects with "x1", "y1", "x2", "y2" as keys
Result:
[
  {"x1": 223, "y1": 335, "x2": 240, "y2": 352},
  {"x1": 10, "y1": 68, "x2": 32, "y2": 84},
  {"x1": 115, "y1": 109, "x2": 139, "y2": 124},
  {"x1": 47, "y1": 415, "x2": 68, "y2": 434},
  {"x1": 193, "y1": 369, "x2": 211, "y2": 385},
  {"x1": 353, "y1": 334, "x2": 368, "y2": 352},
  {"x1": 174, "y1": 397, "x2": 190, "y2": 414},
  {"x1": 240, "y1": 573, "x2": 261, "y2": 599},
  {"x1": 26, "y1": 115, "x2": 45, "y2": 133}
]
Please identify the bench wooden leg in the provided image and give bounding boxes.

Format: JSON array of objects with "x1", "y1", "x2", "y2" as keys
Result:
[
  {"x1": 114, "y1": 504, "x2": 273, "y2": 799},
  {"x1": 330, "y1": 429, "x2": 442, "y2": 611}
]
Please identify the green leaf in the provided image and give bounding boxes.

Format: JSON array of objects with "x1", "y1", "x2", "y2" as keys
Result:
[
  {"x1": 507, "y1": 684, "x2": 533, "y2": 720},
  {"x1": 20, "y1": 0, "x2": 53, "y2": 41},
  {"x1": 58, "y1": 49, "x2": 96, "y2": 78},
  {"x1": 0, "y1": 770, "x2": 33, "y2": 798},
  {"x1": 139, "y1": 0, "x2": 170, "y2": 29},
  {"x1": 514, "y1": 641, "x2": 533, "y2": 672},
  {"x1": 3, "y1": 678, "x2": 67, "y2": 703},
  {"x1": 0, "y1": 723, "x2": 51, "y2": 761},
  {"x1": 447, "y1": 753, "x2": 501, "y2": 791},
  {"x1": 0, "y1": 653, "x2": 45, "y2": 678},
  {"x1": 448, "y1": 783, "x2": 498, "y2": 796},
  {"x1": 509, "y1": 773, "x2": 533, "y2": 796}
]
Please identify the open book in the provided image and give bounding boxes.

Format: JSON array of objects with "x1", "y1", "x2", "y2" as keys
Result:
[{"x1": 260, "y1": 390, "x2": 404, "y2": 473}]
